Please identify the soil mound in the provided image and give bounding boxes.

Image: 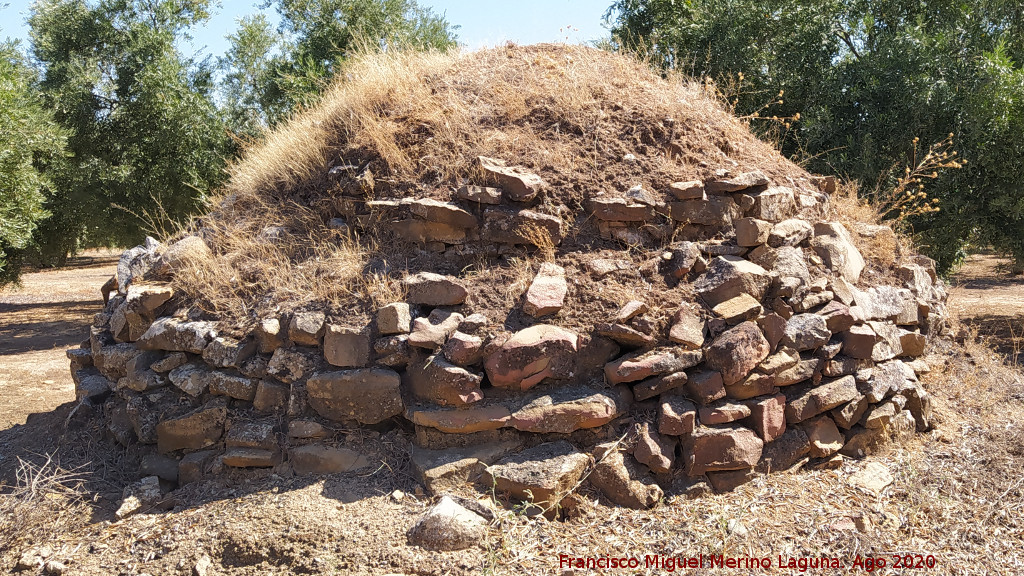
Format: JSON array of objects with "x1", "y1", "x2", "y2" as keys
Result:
[{"x1": 73, "y1": 44, "x2": 948, "y2": 513}]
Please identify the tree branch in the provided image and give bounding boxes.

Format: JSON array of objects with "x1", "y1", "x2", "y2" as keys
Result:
[{"x1": 837, "y1": 30, "x2": 863, "y2": 60}]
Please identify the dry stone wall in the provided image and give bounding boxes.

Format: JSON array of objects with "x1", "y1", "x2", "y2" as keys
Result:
[{"x1": 70, "y1": 161, "x2": 946, "y2": 512}]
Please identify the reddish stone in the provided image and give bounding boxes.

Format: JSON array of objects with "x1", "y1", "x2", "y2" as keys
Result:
[
  {"x1": 589, "y1": 197, "x2": 656, "y2": 221},
  {"x1": 774, "y1": 358, "x2": 821, "y2": 387},
  {"x1": 658, "y1": 394, "x2": 697, "y2": 437},
  {"x1": 802, "y1": 416, "x2": 844, "y2": 457},
  {"x1": 632, "y1": 423, "x2": 675, "y2": 474},
  {"x1": 831, "y1": 395, "x2": 869, "y2": 430},
  {"x1": 605, "y1": 348, "x2": 703, "y2": 385},
  {"x1": 682, "y1": 426, "x2": 763, "y2": 475},
  {"x1": 725, "y1": 372, "x2": 777, "y2": 400},
  {"x1": 477, "y1": 156, "x2": 546, "y2": 202},
  {"x1": 686, "y1": 370, "x2": 726, "y2": 405},
  {"x1": 405, "y1": 353, "x2": 483, "y2": 407},
  {"x1": 707, "y1": 468, "x2": 756, "y2": 492},
  {"x1": 744, "y1": 393, "x2": 786, "y2": 442},
  {"x1": 699, "y1": 401, "x2": 751, "y2": 425},
  {"x1": 523, "y1": 263, "x2": 567, "y2": 317},
  {"x1": 705, "y1": 321, "x2": 770, "y2": 386},
  {"x1": 694, "y1": 256, "x2": 771, "y2": 307},
  {"x1": 819, "y1": 301, "x2": 855, "y2": 333},
  {"x1": 509, "y1": 386, "x2": 630, "y2": 434},
  {"x1": 590, "y1": 444, "x2": 664, "y2": 509},
  {"x1": 785, "y1": 375, "x2": 859, "y2": 424},
  {"x1": 632, "y1": 371, "x2": 687, "y2": 401},
  {"x1": 756, "y1": 428, "x2": 810, "y2": 473},
  {"x1": 442, "y1": 331, "x2": 485, "y2": 366},
  {"x1": 668, "y1": 305, "x2": 705, "y2": 349},
  {"x1": 407, "y1": 404, "x2": 512, "y2": 433},
  {"x1": 705, "y1": 171, "x2": 768, "y2": 194},
  {"x1": 615, "y1": 300, "x2": 649, "y2": 322},
  {"x1": 668, "y1": 180, "x2": 705, "y2": 200},
  {"x1": 405, "y1": 272, "x2": 468, "y2": 306},
  {"x1": 595, "y1": 323, "x2": 657, "y2": 348},
  {"x1": 484, "y1": 324, "x2": 579, "y2": 390}
]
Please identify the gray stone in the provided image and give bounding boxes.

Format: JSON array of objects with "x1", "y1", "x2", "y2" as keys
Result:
[
  {"x1": 781, "y1": 313, "x2": 831, "y2": 351},
  {"x1": 410, "y1": 441, "x2": 520, "y2": 494},
  {"x1": 409, "y1": 309, "x2": 465, "y2": 349},
  {"x1": 768, "y1": 219, "x2": 813, "y2": 247},
  {"x1": 590, "y1": 443, "x2": 663, "y2": 509},
  {"x1": 307, "y1": 368, "x2": 404, "y2": 424},
  {"x1": 735, "y1": 217, "x2": 772, "y2": 246},
  {"x1": 324, "y1": 324, "x2": 371, "y2": 367},
  {"x1": 377, "y1": 303, "x2": 412, "y2": 335},
  {"x1": 202, "y1": 336, "x2": 256, "y2": 368},
  {"x1": 289, "y1": 311, "x2": 326, "y2": 346},
  {"x1": 266, "y1": 347, "x2": 319, "y2": 383},
  {"x1": 136, "y1": 317, "x2": 216, "y2": 354},
  {"x1": 695, "y1": 255, "x2": 771, "y2": 307},
  {"x1": 810, "y1": 222, "x2": 865, "y2": 283},
  {"x1": 483, "y1": 441, "x2": 591, "y2": 508},
  {"x1": 749, "y1": 186, "x2": 796, "y2": 222},
  {"x1": 289, "y1": 444, "x2": 369, "y2": 474},
  {"x1": 407, "y1": 495, "x2": 487, "y2": 551}
]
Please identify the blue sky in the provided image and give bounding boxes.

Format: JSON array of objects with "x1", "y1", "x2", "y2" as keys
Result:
[{"x1": 1, "y1": 0, "x2": 613, "y2": 59}]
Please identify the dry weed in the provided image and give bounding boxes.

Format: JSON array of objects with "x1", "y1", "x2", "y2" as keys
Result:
[
  {"x1": 176, "y1": 44, "x2": 814, "y2": 322},
  {"x1": 0, "y1": 454, "x2": 91, "y2": 562}
]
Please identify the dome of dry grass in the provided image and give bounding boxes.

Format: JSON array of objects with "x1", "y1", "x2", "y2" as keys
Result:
[{"x1": 175, "y1": 43, "x2": 818, "y2": 327}]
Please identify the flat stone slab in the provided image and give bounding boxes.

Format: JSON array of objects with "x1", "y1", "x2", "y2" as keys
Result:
[{"x1": 483, "y1": 440, "x2": 590, "y2": 506}]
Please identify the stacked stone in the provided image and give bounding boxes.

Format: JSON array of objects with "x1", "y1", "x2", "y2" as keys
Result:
[{"x1": 70, "y1": 160, "x2": 946, "y2": 511}]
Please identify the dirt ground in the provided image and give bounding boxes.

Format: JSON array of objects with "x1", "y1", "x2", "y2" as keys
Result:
[
  {"x1": 948, "y1": 253, "x2": 1024, "y2": 365},
  {"x1": 0, "y1": 250, "x2": 119, "y2": 430},
  {"x1": 1, "y1": 253, "x2": 1023, "y2": 575}
]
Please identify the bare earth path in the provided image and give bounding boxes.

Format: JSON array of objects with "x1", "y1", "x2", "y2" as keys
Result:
[
  {"x1": 0, "y1": 251, "x2": 118, "y2": 430},
  {"x1": 948, "y1": 253, "x2": 1024, "y2": 363}
]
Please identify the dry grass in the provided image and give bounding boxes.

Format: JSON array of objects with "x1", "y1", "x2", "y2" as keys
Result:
[
  {"x1": 174, "y1": 43, "x2": 812, "y2": 323},
  {"x1": 832, "y1": 179, "x2": 916, "y2": 274},
  {"x1": 0, "y1": 454, "x2": 91, "y2": 563}
]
